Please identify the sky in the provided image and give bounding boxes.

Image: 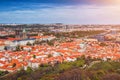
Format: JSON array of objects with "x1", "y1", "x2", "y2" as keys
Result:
[{"x1": 0, "y1": 0, "x2": 120, "y2": 24}]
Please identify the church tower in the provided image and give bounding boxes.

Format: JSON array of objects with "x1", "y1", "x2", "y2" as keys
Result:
[{"x1": 22, "y1": 28, "x2": 27, "y2": 39}]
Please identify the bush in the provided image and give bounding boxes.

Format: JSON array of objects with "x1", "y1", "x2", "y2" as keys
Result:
[{"x1": 26, "y1": 67, "x2": 33, "y2": 74}]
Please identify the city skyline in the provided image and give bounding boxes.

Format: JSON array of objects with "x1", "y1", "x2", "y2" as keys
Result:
[{"x1": 1, "y1": 0, "x2": 120, "y2": 24}]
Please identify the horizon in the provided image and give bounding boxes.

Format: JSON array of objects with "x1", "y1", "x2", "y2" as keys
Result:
[
  {"x1": 1, "y1": 0, "x2": 120, "y2": 24},
  {"x1": 2, "y1": 23, "x2": 120, "y2": 25}
]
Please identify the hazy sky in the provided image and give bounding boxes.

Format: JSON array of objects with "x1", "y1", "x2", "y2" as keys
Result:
[{"x1": 0, "y1": 0, "x2": 120, "y2": 24}]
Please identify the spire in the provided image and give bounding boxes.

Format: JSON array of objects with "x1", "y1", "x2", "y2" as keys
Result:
[{"x1": 23, "y1": 28, "x2": 26, "y2": 33}]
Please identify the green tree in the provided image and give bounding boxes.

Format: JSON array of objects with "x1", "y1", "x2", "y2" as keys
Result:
[
  {"x1": 58, "y1": 63, "x2": 72, "y2": 72},
  {"x1": 33, "y1": 55, "x2": 36, "y2": 59},
  {"x1": 48, "y1": 54, "x2": 52, "y2": 58},
  {"x1": 47, "y1": 40, "x2": 54, "y2": 46},
  {"x1": 12, "y1": 63, "x2": 16, "y2": 68},
  {"x1": 17, "y1": 77, "x2": 22, "y2": 80},
  {"x1": 26, "y1": 67, "x2": 33, "y2": 74},
  {"x1": 0, "y1": 71, "x2": 3, "y2": 76},
  {"x1": 16, "y1": 45, "x2": 21, "y2": 51},
  {"x1": 99, "y1": 42, "x2": 107, "y2": 46},
  {"x1": 26, "y1": 42, "x2": 32, "y2": 46},
  {"x1": 4, "y1": 46, "x2": 7, "y2": 51}
]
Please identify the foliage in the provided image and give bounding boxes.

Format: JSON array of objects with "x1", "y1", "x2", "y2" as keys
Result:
[
  {"x1": 33, "y1": 55, "x2": 36, "y2": 59},
  {"x1": 1, "y1": 58, "x2": 120, "y2": 80},
  {"x1": 12, "y1": 63, "x2": 16, "y2": 68},
  {"x1": 99, "y1": 42, "x2": 107, "y2": 46},
  {"x1": 44, "y1": 30, "x2": 105, "y2": 38},
  {"x1": 26, "y1": 42, "x2": 32, "y2": 46},
  {"x1": 89, "y1": 61, "x2": 120, "y2": 72},
  {"x1": 16, "y1": 45, "x2": 21, "y2": 51},
  {"x1": 46, "y1": 40, "x2": 54, "y2": 46},
  {"x1": 26, "y1": 67, "x2": 33, "y2": 74},
  {"x1": 4, "y1": 46, "x2": 7, "y2": 51},
  {"x1": 48, "y1": 54, "x2": 53, "y2": 58},
  {"x1": 0, "y1": 71, "x2": 9, "y2": 77}
]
